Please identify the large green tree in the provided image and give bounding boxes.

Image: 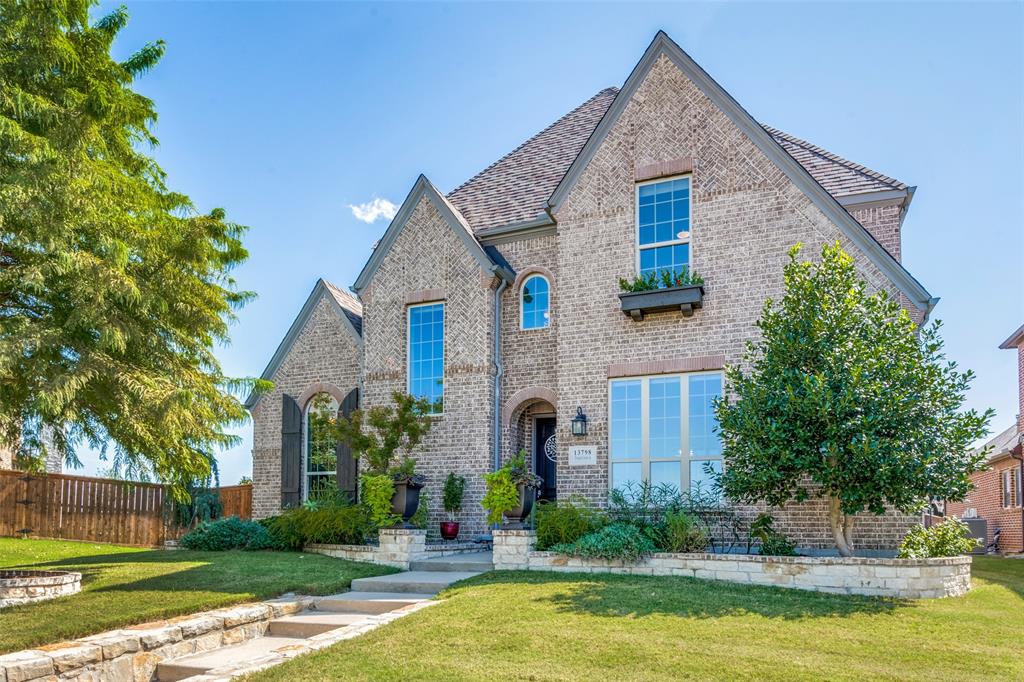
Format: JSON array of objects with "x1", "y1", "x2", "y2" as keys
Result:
[
  {"x1": 0, "y1": 1, "x2": 263, "y2": 491},
  {"x1": 715, "y1": 243, "x2": 991, "y2": 556}
]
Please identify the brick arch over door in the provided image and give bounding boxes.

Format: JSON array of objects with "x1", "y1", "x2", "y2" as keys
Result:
[{"x1": 502, "y1": 386, "x2": 558, "y2": 429}]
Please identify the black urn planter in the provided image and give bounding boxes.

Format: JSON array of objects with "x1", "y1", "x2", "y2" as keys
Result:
[
  {"x1": 503, "y1": 484, "x2": 538, "y2": 529},
  {"x1": 391, "y1": 479, "x2": 423, "y2": 527}
]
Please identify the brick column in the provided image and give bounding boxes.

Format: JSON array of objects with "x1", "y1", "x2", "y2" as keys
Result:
[
  {"x1": 493, "y1": 529, "x2": 535, "y2": 570},
  {"x1": 377, "y1": 528, "x2": 427, "y2": 569}
]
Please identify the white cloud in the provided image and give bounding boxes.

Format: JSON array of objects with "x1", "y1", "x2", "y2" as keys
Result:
[{"x1": 348, "y1": 197, "x2": 398, "y2": 224}]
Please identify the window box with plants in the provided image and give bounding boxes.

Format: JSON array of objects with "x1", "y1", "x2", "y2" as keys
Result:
[
  {"x1": 332, "y1": 392, "x2": 433, "y2": 529},
  {"x1": 482, "y1": 451, "x2": 543, "y2": 529},
  {"x1": 618, "y1": 268, "x2": 705, "y2": 320}
]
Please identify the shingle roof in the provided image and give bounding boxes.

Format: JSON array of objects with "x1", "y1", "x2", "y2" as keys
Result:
[
  {"x1": 447, "y1": 88, "x2": 619, "y2": 232},
  {"x1": 323, "y1": 280, "x2": 362, "y2": 336},
  {"x1": 976, "y1": 423, "x2": 1023, "y2": 462},
  {"x1": 763, "y1": 126, "x2": 908, "y2": 197},
  {"x1": 446, "y1": 87, "x2": 909, "y2": 232}
]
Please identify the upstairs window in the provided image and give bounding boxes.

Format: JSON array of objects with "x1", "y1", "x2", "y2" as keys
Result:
[
  {"x1": 521, "y1": 275, "x2": 551, "y2": 329},
  {"x1": 636, "y1": 176, "x2": 691, "y2": 281},
  {"x1": 408, "y1": 302, "x2": 444, "y2": 414}
]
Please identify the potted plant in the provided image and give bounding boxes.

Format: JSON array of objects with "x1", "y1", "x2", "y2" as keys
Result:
[
  {"x1": 482, "y1": 450, "x2": 543, "y2": 529},
  {"x1": 441, "y1": 472, "x2": 466, "y2": 540},
  {"x1": 332, "y1": 391, "x2": 433, "y2": 527}
]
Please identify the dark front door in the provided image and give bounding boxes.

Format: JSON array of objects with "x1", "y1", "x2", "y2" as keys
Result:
[{"x1": 534, "y1": 417, "x2": 557, "y2": 503}]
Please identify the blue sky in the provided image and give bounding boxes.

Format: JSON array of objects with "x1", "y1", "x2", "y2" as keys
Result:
[{"x1": 85, "y1": 1, "x2": 1022, "y2": 485}]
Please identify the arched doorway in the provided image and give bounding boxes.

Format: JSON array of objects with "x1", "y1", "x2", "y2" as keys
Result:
[{"x1": 503, "y1": 387, "x2": 558, "y2": 503}]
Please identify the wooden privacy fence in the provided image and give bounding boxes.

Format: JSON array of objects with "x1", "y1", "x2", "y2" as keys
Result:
[{"x1": 0, "y1": 470, "x2": 253, "y2": 547}]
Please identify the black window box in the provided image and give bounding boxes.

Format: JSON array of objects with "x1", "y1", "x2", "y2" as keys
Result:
[{"x1": 618, "y1": 284, "x2": 705, "y2": 320}]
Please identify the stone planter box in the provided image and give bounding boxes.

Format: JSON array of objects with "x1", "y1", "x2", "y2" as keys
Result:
[
  {"x1": 0, "y1": 570, "x2": 81, "y2": 608},
  {"x1": 619, "y1": 284, "x2": 704, "y2": 320},
  {"x1": 493, "y1": 530, "x2": 972, "y2": 599},
  {"x1": 306, "y1": 528, "x2": 486, "y2": 569}
]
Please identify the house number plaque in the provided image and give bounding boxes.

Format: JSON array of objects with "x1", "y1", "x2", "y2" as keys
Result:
[{"x1": 568, "y1": 445, "x2": 597, "y2": 466}]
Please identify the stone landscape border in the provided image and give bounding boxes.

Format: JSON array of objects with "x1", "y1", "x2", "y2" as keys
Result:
[
  {"x1": 493, "y1": 530, "x2": 972, "y2": 599},
  {"x1": 0, "y1": 595, "x2": 313, "y2": 682},
  {"x1": 306, "y1": 528, "x2": 484, "y2": 569}
]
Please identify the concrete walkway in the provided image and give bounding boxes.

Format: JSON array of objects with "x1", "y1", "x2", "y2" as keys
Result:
[{"x1": 156, "y1": 552, "x2": 493, "y2": 681}]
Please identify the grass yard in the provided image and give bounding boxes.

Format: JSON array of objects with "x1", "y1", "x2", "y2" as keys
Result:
[
  {"x1": 0, "y1": 537, "x2": 396, "y2": 654},
  {"x1": 248, "y1": 556, "x2": 1023, "y2": 682}
]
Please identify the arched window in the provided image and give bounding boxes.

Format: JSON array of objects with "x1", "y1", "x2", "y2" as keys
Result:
[
  {"x1": 304, "y1": 393, "x2": 338, "y2": 501},
  {"x1": 521, "y1": 275, "x2": 550, "y2": 329}
]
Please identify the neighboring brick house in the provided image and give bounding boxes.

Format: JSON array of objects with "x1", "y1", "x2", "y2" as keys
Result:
[
  {"x1": 247, "y1": 32, "x2": 936, "y2": 550},
  {"x1": 946, "y1": 324, "x2": 1024, "y2": 553}
]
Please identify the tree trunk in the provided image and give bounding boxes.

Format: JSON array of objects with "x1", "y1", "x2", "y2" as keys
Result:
[{"x1": 828, "y1": 495, "x2": 855, "y2": 557}]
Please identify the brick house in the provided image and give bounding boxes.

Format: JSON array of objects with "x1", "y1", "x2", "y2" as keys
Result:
[
  {"x1": 946, "y1": 324, "x2": 1024, "y2": 553},
  {"x1": 246, "y1": 32, "x2": 937, "y2": 551}
]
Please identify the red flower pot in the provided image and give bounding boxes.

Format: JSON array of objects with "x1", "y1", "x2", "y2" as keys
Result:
[{"x1": 439, "y1": 521, "x2": 460, "y2": 540}]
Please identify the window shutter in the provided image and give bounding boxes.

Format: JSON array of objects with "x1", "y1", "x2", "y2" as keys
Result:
[
  {"x1": 280, "y1": 394, "x2": 302, "y2": 508},
  {"x1": 336, "y1": 387, "x2": 360, "y2": 503}
]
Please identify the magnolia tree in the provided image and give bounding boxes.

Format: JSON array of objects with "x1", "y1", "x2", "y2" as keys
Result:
[{"x1": 715, "y1": 243, "x2": 992, "y2": 557}]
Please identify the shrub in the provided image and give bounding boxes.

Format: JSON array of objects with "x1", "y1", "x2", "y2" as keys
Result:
[
  {"x1": 260, "y1": 512, "x2": 304, "y2": 551},
  {"x1": 179, "y1": 516, "x2": 278, "y2": 551},
  {"x1": 749, "y1": 513, "x2": 797, "y2": 556},
  {"x1": 300, "y1": 502, "x2": 376, "y2": 545},
  {"x1": 660, "y1": 510, "x2": 708, "y2": 553},
  {"x1": 550, "y1": 523, "x2": 658, "y2": 562},
  {"x1": 361, "y1": 473, "x2": 400, "y2": 528},
  {"x1": 261, "y1": 502, "x2": 377, "y2": 549},
  {"x1": 535, "y1": 498, "x2": 606, "y2": 550},
  {"x1": 409, "y1": 490, "x2": 431, "y2": 530},
  {"x1": 898, "y1": 518, "x2": 979, "y2": 558}
]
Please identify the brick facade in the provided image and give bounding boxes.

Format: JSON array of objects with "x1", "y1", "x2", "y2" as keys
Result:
[
  {"x1": 250, "y1": 295, "x2": 361, "y2": 519},
  {"x1": 360, "y1": 196, "x2": 498, "y2": 537},
  {"x1": 250, "y1": 43, "x2": 931, "y2": 551},
  {"x1": 548, "y1": 54, "x2": 917, "y2": 549}
]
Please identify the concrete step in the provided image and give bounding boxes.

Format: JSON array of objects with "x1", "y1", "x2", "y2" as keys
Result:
[
  {"x1": 349, "y1": 571, "x2": 481, "y2": 595},
  {"x1": 315, "y1": 591, "x2": 435, "y2": 614},
  {"x1": 267, "y1": 611, "x2": 368, "y2": 637},
  {"x1": 409, "y1": 551, "x2": 494, "y2": 573},
  {"x1": 155, "y1": 636, "x2": 306, "y2": 681}
]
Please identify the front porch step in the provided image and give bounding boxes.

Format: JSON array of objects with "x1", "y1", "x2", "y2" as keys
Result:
[
  {"x1": 349, "y1": 570, "x2": 481, "y2": 595},
  {"x1": 315, "y1": 591, "x2": 435, "y2": 614},
  {"x1": 267, "y1": 611, "x2": 368, "y2": 637},
  {"x1": 410, "y1": 551, "x2": 494, "y2": 573},
  {"x1": 155, "y1": 636, "x2": 306, "y2": 681}
]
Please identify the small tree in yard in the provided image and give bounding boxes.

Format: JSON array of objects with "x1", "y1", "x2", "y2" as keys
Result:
[{"x1": 715, "y1": 243, "x2": 992, "y2": 557}]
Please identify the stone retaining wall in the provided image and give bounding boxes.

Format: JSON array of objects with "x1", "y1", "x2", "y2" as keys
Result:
[
  {"x1": 0, "y1": 595, "x2": 312, "y2": 682},
  {"x1": 493, "y1": 530, "x2": 972, "y2": 599},
  {"x1": 0, "y1": 570, "x2": 81, "y2": 608},
  {"x1": 306, "y1": 528, "x2": 486, "y2": 569}
]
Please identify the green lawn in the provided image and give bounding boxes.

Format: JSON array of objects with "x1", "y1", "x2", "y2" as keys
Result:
[
  {"x1": 248, "y1": 557, "x2": 1023, "y2": 682},
  {"x1": 0, "y1": 537, "x2": 396, "y2": 654}
]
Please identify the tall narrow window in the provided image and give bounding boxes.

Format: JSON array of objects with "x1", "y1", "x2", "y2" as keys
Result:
[
  {"x1": 636, "y1": 176, "x2": 691, "y2": 281},
  {"x1": 408, "y1": 302, "x2": 444, "y2": 414},
  {"x1": 1017, "y1": 467, "x2": 1023, "y2": 507},
  {"x1": 521, "y1": 275, "x2": 550, "y2": 329},
  {"x1": 305, "y1": 393, "x2": 338, "y2": 501},
  {"x1": 609, "y1": 372, "x2": 722, "y2": 496}
]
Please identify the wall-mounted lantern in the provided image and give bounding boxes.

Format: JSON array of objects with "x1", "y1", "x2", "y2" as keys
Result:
[{"x1": 570, "y1": 406, "x2": 588, "y2": 437}]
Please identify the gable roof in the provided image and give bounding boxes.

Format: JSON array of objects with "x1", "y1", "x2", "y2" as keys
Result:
[
  {"x1": 763, "y1": 126, "x2": 907, "y2": 198},
  {"x1": 544, "y1": 31, "x2": 934, "y2": 316},
  {"x1": 999, "y1": 322, "x2": 1024, "y2": 349},
  {"x1": 244, "y1": 279, "x2": 363, "y2": 410},
  {"x1": 447, "y1": 88, "x2": 619, "y2": 232},
  {"x1": 353, "y1": 174, "x2": 514, "y2": 294}
]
